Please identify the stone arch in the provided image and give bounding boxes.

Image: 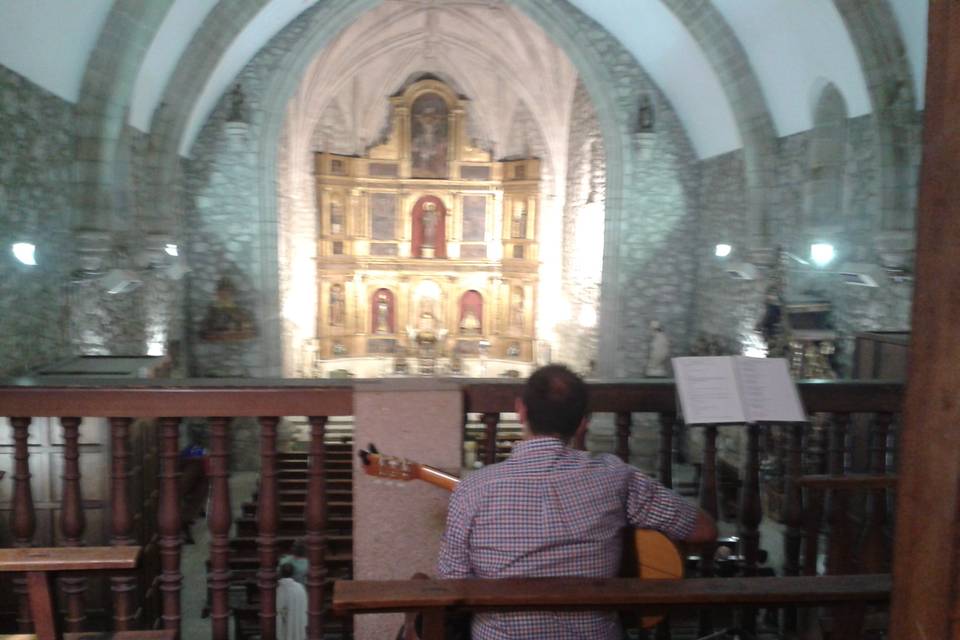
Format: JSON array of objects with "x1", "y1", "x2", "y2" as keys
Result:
[
  {"x1": 76, "y1": 0, "x2": 765, "y2": 376},
  {"x1": 833, "y1": 0, "x2": 919, "y2": 233},
  {"x1": 73, "y1": 1, "x2": 174, "y2": 248},
  {"x1": 807, "y1": 83, "x2": 849, "y2": 227},
  {"x1": 248, "y1": 0, "x2": 640, "y2": 376},
  {"x1": 660, "y1": 0, "x2": 778, "y2": 251}
]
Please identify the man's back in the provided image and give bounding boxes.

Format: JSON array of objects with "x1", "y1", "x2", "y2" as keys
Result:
[{"x1": 438, "y1": 437, "x2": 697, "y2": 639}]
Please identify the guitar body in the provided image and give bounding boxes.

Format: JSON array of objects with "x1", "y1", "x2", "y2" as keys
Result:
[{"x1": 359, "y1": 446, "x2": 683, "y2": 629}]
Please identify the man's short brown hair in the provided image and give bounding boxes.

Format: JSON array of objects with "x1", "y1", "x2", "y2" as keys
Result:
[{"x1": 521, "y1": 364, "x2": 589, "y2": 439}]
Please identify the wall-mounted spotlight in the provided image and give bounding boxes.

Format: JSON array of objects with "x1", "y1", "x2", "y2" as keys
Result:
[
  {"x1": 164, "y1": 243, "x2": 179, "y2": 257},
  {"x1": 715, "y1": 243, "x2": 732, "y2": 258},
  {"x1": 11, "y1": 242, "x2": 37, "y2": 266},
  {"x1": 810, "y1": 243, "x2": 836, "y2": 267}
]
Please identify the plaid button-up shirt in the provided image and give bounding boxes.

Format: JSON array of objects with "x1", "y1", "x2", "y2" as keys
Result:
[{"x1": 438, "y1": 437, "x2": 698, "y2": 640}]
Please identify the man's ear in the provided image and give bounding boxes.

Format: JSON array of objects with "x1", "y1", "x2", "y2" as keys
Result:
[
  {"x1": 574, "y1": 416, "x2": 590, "y2": 441},
  {"x1": 515, "y1": 397, "x2": 527, "y2": 424}
]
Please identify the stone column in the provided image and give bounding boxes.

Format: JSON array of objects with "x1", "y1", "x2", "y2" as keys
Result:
[{"x1": 352, "y1": 380, "x2": 463, "y2": 640}]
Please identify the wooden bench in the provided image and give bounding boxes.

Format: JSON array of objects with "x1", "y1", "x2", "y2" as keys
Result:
[
  {"x1": 333, "y1": 574, "x2": 892, "y2": 640},
  {"x1": 0, "y1": 546, "x2": 173, "y2": 640}
]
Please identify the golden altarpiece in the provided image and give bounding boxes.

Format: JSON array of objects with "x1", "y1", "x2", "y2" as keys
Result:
[{"x1": 309, "y1": 79, "x2": 539, "y2": 375}]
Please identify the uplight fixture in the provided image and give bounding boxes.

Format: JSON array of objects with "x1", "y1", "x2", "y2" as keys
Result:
[
  {"x1": 12, "y1": 242, "x2": 37, "y2": 266},
  {"x1": 164, "y1": 243, "x2": 179, "y2": 257},
  {"x1": 810, "y1": 243, "x2": 835, "y2": 267},
  {"x1": 715, "y1": 243, "x2": 732, "y2": 258}
]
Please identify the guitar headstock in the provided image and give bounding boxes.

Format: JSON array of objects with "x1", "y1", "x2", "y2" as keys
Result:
[{"x1": 357, "y1": 443, "x2": 417, "y2": 482}]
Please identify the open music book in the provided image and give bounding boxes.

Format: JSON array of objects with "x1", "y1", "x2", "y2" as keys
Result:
[{"x1": 672, "y1": 356, "x2": 806, "y2": 425}]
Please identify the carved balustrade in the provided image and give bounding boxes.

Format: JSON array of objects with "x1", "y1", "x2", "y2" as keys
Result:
[{"x1": 0, "y1": 378, "x2": 900, "y2": 638}]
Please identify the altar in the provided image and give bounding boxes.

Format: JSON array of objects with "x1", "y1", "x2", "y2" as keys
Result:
[{"x1": 305, "y1": 77, "x2": 541, "y2": 377}]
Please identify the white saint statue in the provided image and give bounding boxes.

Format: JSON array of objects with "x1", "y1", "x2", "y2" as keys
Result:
[{"x1": 645, "y1": 320, "x2": 671, "y2": 377}]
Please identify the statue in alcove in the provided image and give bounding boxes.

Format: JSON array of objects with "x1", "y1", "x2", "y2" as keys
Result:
[
  {"x1": 636, "y1": 94, "x2": 655, "y2": 132},
  {"x1": 374, "y1": 291, "x2": 393, "y2": 334},
  {"x1": 510, "y1": 289, "x2": 524, "y2": 330},
  {"x1": 511, "y1": 203, "x2": 527, "y2": 239},
  {"x1": 329, "y1": 284, "x2": 345, "y2": 326},
  {"x1": 422, "y1": 202, "x2": 438, "y2": 249}
]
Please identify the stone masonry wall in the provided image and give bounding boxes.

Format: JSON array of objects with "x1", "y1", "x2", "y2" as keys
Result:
[
  {"x1": 691, "y1": 113, "x2": 916, "y2": 376},
  {"x1": 555, "y1": 80, "x2": 603, "y2": 373},
  {"x1": 0, "y1": 67, "x2": 74, "y2": 375}
]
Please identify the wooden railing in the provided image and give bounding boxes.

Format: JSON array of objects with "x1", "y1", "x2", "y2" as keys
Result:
[
  {"x1": 332, "y1": 573, "x2": 893, "y2": 640},
  {"x1": 0, "y1": 378, "x2": 902, "y2": 639},
  {"x1": 0, "y1": 381, "x2": 353, "y2": 640},
  {"x1": 465, "y1": 379, "x2": 903, "y2": 637}
]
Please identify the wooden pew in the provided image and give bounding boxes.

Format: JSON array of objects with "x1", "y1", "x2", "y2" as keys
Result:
[
  {"x1": 0, "y1": 546, "x2": 173, "y2": 640},
  {"x1": 333, "y1": 574, "x2": 892, "y2": 640}
]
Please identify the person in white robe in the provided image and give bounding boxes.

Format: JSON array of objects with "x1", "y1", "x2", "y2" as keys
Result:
[{"x1": 277, "y1": 562, "x2": 308, "y2": 640}]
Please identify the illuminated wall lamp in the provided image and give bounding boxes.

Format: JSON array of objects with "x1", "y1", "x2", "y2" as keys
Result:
[
  {"x1": 11, "y1": 242, "x2": 37, "y2": 266},
  {"x1": 810, "y1": 243, "x2": 836, "y2": 266}
]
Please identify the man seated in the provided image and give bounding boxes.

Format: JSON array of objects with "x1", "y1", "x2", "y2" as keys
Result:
[{"x1": 438, "y1": 364, "x2": 716, "y2": 639}]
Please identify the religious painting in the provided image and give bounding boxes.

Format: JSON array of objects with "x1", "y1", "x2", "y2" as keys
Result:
[
  {"x1": 328, "y1": 283, "x2": 345, "y2": 326},
  {"x1": 371, "y1": 288, "x2": 395, "y2": 334},
  {"x1": 371, "y1": 193, "x2": 397, "y2": 240},
  {"x1": 459, "y1": 290, "x2": 483, "y2": 335},
  {"x1": 200, "y1": 277, "x2": 257, "y2": 342},
  {"x1": 462, "y1": 196, "x2": 486, "y2": 242},
  {"x1": 411, "y1": 93, "x2": 449, "y2": 179},
  {"x1": 411, "y1": 196, "x2": 447, "y2": 258}
]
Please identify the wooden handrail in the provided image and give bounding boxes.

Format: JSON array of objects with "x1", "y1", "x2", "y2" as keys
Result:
[
  {"x1": 798, "y1": 474, "x2": 898, "y2": 490},
  {"x1": 463, "y1": 379, "x2": 903, "y2": 414},
  {"x1": 0, "y1": 378, "x2": 901, "y2": 417},
  {"x1": 0, "y1": 381, "x2": 354, "y2": 417},
  {"x1": 333, "y1": 574, "x2": 891, "y2": 614},
  {"x1": 0, "y1": 547, "x2": 140, "y2": 573}
]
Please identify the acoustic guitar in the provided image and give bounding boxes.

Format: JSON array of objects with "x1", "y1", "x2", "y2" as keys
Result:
[{"x1": 357, "y1": 444, "x2": 683, "y2": 628}]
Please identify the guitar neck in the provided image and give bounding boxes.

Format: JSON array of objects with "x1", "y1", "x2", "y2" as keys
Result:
[{"x1": 413, "y1": 464, "x2": 460, "y2": 492}]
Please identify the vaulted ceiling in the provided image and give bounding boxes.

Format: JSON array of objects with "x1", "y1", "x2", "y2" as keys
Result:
[{"x1": 0, "y1": 0, "x2": 927, "y2": 160}]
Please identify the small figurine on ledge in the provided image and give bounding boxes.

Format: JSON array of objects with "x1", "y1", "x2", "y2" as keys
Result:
[{"x1": 644, "y1": 320, "x2": 670, "y2": 377}]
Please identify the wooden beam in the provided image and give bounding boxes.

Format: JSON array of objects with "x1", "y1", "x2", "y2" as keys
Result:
[
  {"x1": 0, "y1": 546, "x2": 140, "y2": 573},
  {"x1": 333, "y1": 574, "x2": 891, "y2": 614},
  {"x1": 889, "y1": 3, "x2": 960, "y2": 639}
]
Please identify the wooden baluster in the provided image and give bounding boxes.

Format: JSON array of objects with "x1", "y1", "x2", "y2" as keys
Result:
[
  {"x1": 615, "y1": 412, "x2": 631, "y2": 463},
  {"x1": 109, "y1": 417, "x2": 137, "y2": 630},
  {"x1": 482, "y1": 413, "x2": 499, "y2": 464},
  {"x1": 697, "y1": 425, "x2": 719, "y2": 637},
  {"x1": 782, "y1": 422, "x2": 805, "y2": 633},
  {"x1": 59, "y1": 416, "x2": 86, "y2": 631},
  {"x1": 860, "y1": 412, "x2": 892, "y2": 573},
  {"x1": 158, "y1": 417, "x2": 183, "y2": 637},
  {"x1": 802, "y1": 419, "x2": 828, "y2": 576},
  {"x1": 10, "y1": 417, "x2": 36, "y2": 632},
  {"x1": 825, "y1": 413, "x2": 863, "y2": 639},
  {"x1": 258, "y1": 416, "x2": 280, "y2": 640},
  {"x1": 208, "y1": 417, "x2": 232, "y2": 640},
  {"x1": 658, "y1": 413, "x2": 674, "y2": 489},
  {"x1": 655, "y1": 415, "x2": 675, "y2": 640},
  {"x1": 305, "y1": 416, "x2": 328, "y2": 640},
  {"x1": 826, "y1": 413, "x2": 852, "y2": 575},
  {"x1": 737, "y1": 422, "x2": 763, "y2": 634}
]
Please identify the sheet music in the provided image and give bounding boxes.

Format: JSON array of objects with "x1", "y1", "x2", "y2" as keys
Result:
[
  {"x1": 672, "y1": 356, "x2": 745, "y2": 424},
  {"x1": 733, "y1": 357, "x2": 807, "y2": 422}
]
